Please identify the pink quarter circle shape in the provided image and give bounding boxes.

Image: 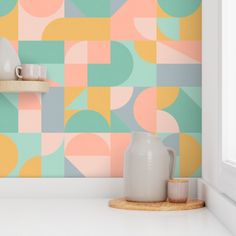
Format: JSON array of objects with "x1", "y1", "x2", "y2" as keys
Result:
[
  {"x1": 157, "y1": 110, "x2": 180, "y2": 133},
  {"x1": 111, "y1": 87, "x2": 133, "y2": 110}
]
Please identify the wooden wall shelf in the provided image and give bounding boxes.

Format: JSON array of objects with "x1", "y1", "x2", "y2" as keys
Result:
[{"x1": 0, "y1": 80, "x2": 49, "y2": 93}]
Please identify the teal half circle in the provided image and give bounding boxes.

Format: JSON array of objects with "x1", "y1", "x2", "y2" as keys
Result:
[
  {"x1": 66, "y1": 110, "x2": 110, "y2": 132},
  {"x1": 158, "y1": 0, "x2": 201, "y2": 17}
]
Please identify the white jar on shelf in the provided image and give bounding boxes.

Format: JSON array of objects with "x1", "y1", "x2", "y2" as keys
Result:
[{"x1": 0, "y1": 38, "x2": 21, "y2": 80}]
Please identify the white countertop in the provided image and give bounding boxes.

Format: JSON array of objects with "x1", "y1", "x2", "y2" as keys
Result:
[{"x1": 0, "y1": 198, "x2": 232, "y2": 236}]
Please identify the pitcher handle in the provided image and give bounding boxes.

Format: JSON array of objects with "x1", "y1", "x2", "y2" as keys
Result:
[{"x1": 167, "y1": 148, "x2": 176, "y2": 179}]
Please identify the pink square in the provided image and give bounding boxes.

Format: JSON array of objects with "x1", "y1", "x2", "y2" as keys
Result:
[
  {"x1": 88, "y1": 41, "x2": 110, "y2": 64},
  {"x1": 19, "y1": 110, "x2": 41, "y2": 132},
  {"x1": 65, "y1": 64, "x2": 88, "y2": 87},
  {"x1": 19, "y1": 93, "x2": 41, "y2": 110}
]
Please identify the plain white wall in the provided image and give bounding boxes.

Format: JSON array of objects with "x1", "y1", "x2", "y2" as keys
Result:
[{"x1": 202, "y1": 0, "x2": 220, "y2": 188}]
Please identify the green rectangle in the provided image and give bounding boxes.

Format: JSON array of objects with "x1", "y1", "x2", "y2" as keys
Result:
[{"x1": 19, "y1": 41, "x2": 64, "y2": 64}]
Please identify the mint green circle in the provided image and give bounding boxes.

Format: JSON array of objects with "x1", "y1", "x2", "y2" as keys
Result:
[
  {"x1": 0, "y1": 0, "x2": 17, "y2": 16},
  {"x1": 158, "y1": 0, "x2": 201, "y2": 17}
]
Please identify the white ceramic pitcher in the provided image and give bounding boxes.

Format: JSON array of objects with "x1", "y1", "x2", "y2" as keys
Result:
[{"x1": 124, "y1": 132, "x2": 176, "y2": 202}]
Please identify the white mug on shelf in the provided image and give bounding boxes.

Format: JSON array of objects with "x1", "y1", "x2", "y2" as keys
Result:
[
  {"x1": 16, "y1": 64, "x2": 40, "y2": 81},
  {"x1": 38, "y1": 65, "x2": 47, "y2": 81},
  {"x1": 15, "y1": 64, "x2": 47, "y2": 81}
]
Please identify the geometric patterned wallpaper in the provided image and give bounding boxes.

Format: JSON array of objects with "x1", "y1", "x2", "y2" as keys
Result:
[{"x1": 0, "y1": 0, "x2": 201, "y2": 177}]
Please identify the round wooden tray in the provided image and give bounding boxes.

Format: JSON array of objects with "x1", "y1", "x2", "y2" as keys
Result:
[
  {"x1": 109, "y1": 198, "x2": 205, "y2": 211},
  {"x1": 0, "y1": 80, "x2": 49, "y2": 93}
]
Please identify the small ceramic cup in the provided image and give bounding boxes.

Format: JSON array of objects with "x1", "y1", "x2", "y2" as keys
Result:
[
  {"x1": 16, "y1": 64, "x2": 40, "y2": 81},
  {"x1": 168, "y1": 179, "x2": 188, "y2": 203}
]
